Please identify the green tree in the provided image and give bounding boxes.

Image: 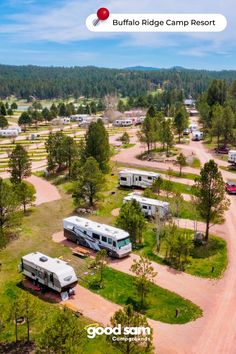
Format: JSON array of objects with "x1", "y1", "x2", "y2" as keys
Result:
[
  {"x1": 95, "y1": 249, "x2": 107, "y2": 285},
  {"x1": 174, "y1": 107, "x2": 189, "y2": 142},
  {"x1": 0, "y1": 102, "x2": 6, "y2": 116},
  {"x1": 138, "y1": 116, "x2": 155, "y2": 153},
  {"x1": 63, "y1": 136, "x2": 79, "y2": 179},
  {"x1": 7, "y1": 108, "x2": 13, "y2": 116},
  {"x1": 0, "y1": 115, "x2": 8, "y2": 129},
  {"x1": 159, "y1": 119, "x2": 174, "y2": 156},
  {"x1": 130, "y1": 256, "x2": 157, "y2": 309},
  {"x1": 0, "y1": 179, "x2": 21, "y2": 237},
  {"x1": 116, "y1": 200, "x2": 146, "y2": 245},
  {"x1": 11, "y1": 102, "x2": 18, "y2": 110},
  {"x1": 151, "y1": 176, "x2": 163, "y2": 195},
  {"x1": 9, "y1": 144, "x2": 32, "y2": 184},
  {"x1": 211, "y1": 104, "x2": 224, "y2": 148},
  {"x1": 36, "y1": 308, "x2": 83, "y2": 354},
  {"x1": 176, "y1": 153, "x2": 187, "y2": 176},
  {"x1": 193, "y1": 160, "x2": 230, "y2": 241},
  {"x1": 59, "y1": 103, "x2": 67, "y2": 117},
  {"x1": 109, "y1": 305, "x2": 154, "y2": 354},
  {"x1": 18, "y1": 112, "x2": 32, "y2": 131},
  {"x1": 117, "y1": 100, "x2": 126, "y2": 113},
  {"x1": 164, "y1": 223, "x2": 194, "y2": 270},
  {"x1": 222, "y1": 105, "x2": 235, "y2": 146},
  {"x1": 85, "y1": 119, "x2": 110, "y2": 172},
  {"x1": 73, "y1": 157, "x2": 104, "y2": 207},
  {"x1": 15, "y1": 181, "x2": 36, "y2": 213},
  {"x1": 120, "y1": 132, "x2": 130, "y2": 145},
  {"x1": 42, "y1": 107, "x2": 53, "y2": 121}
]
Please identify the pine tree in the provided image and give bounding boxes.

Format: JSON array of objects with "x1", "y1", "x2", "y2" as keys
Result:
[
  {"x1": 9, "y1": 145, "x2": 32, "y2": 184},
  {"x1": 85, "y1": 119, "x2": 110, "y2": 172}
]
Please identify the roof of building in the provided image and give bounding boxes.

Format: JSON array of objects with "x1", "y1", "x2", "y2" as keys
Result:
[
  {"x1": 64, "y1": 216, "x2": 129, "y2": 240},
  {"x1": 119, "y1": 169, "x2": 160, "y2": 178},
  {"x1": 124, "y1": 193, "x2": 169, "y2": 208},
  {"x1": 22, "y1": 252, "x2": 74, "y2": 275}
]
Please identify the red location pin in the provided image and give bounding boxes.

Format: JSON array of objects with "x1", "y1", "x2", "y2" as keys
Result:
[{"x1": 93, "y1": 7, "x2": 110, "y2": 26}]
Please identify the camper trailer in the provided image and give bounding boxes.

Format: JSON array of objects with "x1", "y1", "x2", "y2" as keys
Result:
[
  {"x1": 0, "y1": 129, "x2": 18, "y2": 137},
  {"x1": 63, "y1": 216, "x2": 132, "y2": 258},
  {"x1": 119, "y1": 169, "x2": 160, "y2": 189},
  {"x1": 192, "y1": 131, "x2": 203, "y2": 141},
  {"x1": 10, "y1": 126, "x2": 22, "y2": 134},
  {"x1": 19, "y1": 252, "x2": 78, "y2": 293},
  {"x1": 124, "y1": 193, "x2": 170, "y2": 219},
  {"x1": 114, "y1": 119, "x2": 133, "y2": 127},
  {"x1": 228, "y1": 150, "x2": 236, "y2": 165},
  {"x1": 189, "y1": 124, "x2": 199, "y2": 132}
]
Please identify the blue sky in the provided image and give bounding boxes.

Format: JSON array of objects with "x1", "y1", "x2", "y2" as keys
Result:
[{"x1": 0, "y1": 0, "x2": 234, "y2": 70}]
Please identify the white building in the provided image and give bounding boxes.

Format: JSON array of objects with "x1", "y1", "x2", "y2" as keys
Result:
[
  {"x1": 124, "y1": 193, "x2": 170, "y2": 218},
  {"x1": 63, "y1": 216, "x2": 132, "y2": 258},
  {"x1": 119, "y1": 169, "x2": 160, "y2": 189},
  {"x1": 20, "y1": 252, "x2": 78, "y2": 293}
]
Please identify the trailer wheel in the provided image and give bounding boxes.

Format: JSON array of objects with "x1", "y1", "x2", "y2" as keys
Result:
[{"x1": 108, "y1": 251, "x2": 113, "y2": 258}]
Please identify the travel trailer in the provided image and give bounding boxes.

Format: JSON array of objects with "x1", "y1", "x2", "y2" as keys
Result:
[
  {"x1": 135, "y1": 116, "x2": 146, "y2": 125},
  {"x1": 0, "y1": 129, "x2": 18, "y2": 137},
  {"x1": 119, "y1": 169, "x2": 160, "y2": 189},
  {"x1": 70, "y1": 114, "x2": 89, "y2": 121},
  {"x1": 10, "y1": 126, "x2": 22, "y2": 134},
  {"x1": 228, "y1": 150, "x2": 236, "y2": 165},
  {"x1": 189, "y1": 123, "x2": 199, "y2": 132},
  {"x1": 19, "y1": 252, "x2": 78, "y2": 293},
  {"x1": 63, "y1": 216, "x2": 132, "y2": 258},
  {"x1": 113, "y1": 119, "x2": 133, "y2": 127},
  {"x1": 192, "y1": 131, "x2": 203, "y2": 141},
  {"x1": 61, "y1": 117, "x2": 71, "y2": 125},
  {"x1": 124, "y1": 193, "x2": 170, "y2": 219}
]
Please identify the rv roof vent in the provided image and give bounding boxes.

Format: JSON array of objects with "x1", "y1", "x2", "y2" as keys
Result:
[{"x1": 39, "y1": 256, "x2": 48, "y2": 262}]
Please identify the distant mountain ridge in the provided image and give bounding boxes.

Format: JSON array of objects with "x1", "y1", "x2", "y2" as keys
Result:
[{"x1": 123, "y1": 66, "x2": 159, "y2": 71}]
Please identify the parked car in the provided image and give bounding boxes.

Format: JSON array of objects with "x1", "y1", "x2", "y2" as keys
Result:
[
  {"x1": 215, "y1": 146, "x2": 229, "y2": 154},
  {"x1": 225, "y1": 181, "x2": 236, "y2": 194}
]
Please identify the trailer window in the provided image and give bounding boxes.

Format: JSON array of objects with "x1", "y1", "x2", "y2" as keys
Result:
[
  {"x1": 102, "y1": 236, "x2": 107, "y2": 243},
  {"x1": 113, "y1": 241, "x2": 117, "y2": 247},
  {"x1": 108, "y1": 238, "x2": 112, "y2": 245},
  {"x1": 93, "y1": 233, "x2": 100, "y2": 240},
  {"x1": 142, "y1": 205, "x2": 148, "y2": 209},
  {"x1": 120, "y1": 177, "x2": 127, "y2": 181},
  {"x1": 148, "y1": 176, "x2": 153, "y2": 180},
  {"x1": 117, "y1": 237, "x2": 130, "y2": 249},
  {"x1": 139, "y1": 176, "x2": 142, "y2": 181}
]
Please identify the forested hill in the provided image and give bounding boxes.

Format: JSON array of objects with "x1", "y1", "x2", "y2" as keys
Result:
[{"x1": 1, "y1": 64, "x2": 236, "y2": 100}]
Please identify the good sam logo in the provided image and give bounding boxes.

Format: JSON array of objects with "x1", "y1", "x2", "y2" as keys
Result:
[{"x1": 85, "y1": 324, "x2": 151, "y2": 342}]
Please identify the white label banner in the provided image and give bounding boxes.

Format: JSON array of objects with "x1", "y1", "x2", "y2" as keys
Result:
[{"x1": 86, "y1": 14, "x2": 227, "y2": 33}]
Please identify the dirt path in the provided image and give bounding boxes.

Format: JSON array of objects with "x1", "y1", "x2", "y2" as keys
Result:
[{"x1": 27, "y1": 175, "x2": 61, "y2": 205}]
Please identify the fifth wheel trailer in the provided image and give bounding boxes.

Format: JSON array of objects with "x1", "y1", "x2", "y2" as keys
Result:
[
  {"x1": 228, "y1": 150, "x2": 236, "y2": 165},
  {"x1": 19, "y1": 252, "x2": 78, "y2": 293},
  {"x1": 124, "y1": 193, "x2": 170, "y2": 219},
  {"x1": 63, "y1": 216, "x2": 132, "y2": 258},
  {"x1": 119, "y1": 169, "x2": 160, "y2": 189}
]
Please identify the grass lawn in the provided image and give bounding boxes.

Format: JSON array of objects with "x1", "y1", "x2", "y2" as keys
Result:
[
  {"x1": 82, "y1": 267, "x2": 202, "y2": 324},
  {"x1": 188, "y1": 157, "x2": 201, "y2": 169},
  {"x1": 137, "y1": 228, "x2": 227, "y2": 279}
]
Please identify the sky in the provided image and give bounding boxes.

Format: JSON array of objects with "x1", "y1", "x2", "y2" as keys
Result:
[{"x1": 0, "y1": 0, "x2": 235, "y2": 70}]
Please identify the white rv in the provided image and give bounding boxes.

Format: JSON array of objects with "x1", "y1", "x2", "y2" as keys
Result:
[
  {"x1": 192, "y1": 131, "x2": 203, "y2": 141},
  {"x1": 228, "y1": 150, "x2": 236, "y2": 164},
  {"x1": 114, "y1": 119, "x2": 133, "y2": 127},
  {"x1": 61, "y1": 117, "x2": 71, "y2": 125},
  {"x1": 0, "y1": 129, "x2": 18, "y2": 137},
  {"x1": 19, "y1": 252, "x2": 78, "y2": 293},
  {"x1": 119, "y1": 169, "x2": 160, "y2": 189},
  {"x1": 10, "y1": 126, "x2": 22, "y2": 134},
  {"x1": 124, "y1": 193, "x2": 170, "y2": 219},
  {"x1": 63, "y1": 216, "x2": 132, "y2": 258},
  {"x1": 189, "y1": 124, "x2": 199, "y2": 132}
]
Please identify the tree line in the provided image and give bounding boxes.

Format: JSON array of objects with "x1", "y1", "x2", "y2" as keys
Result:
[{"x1": 2, "y1": 64, "x2": 236, "y2": 99}]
